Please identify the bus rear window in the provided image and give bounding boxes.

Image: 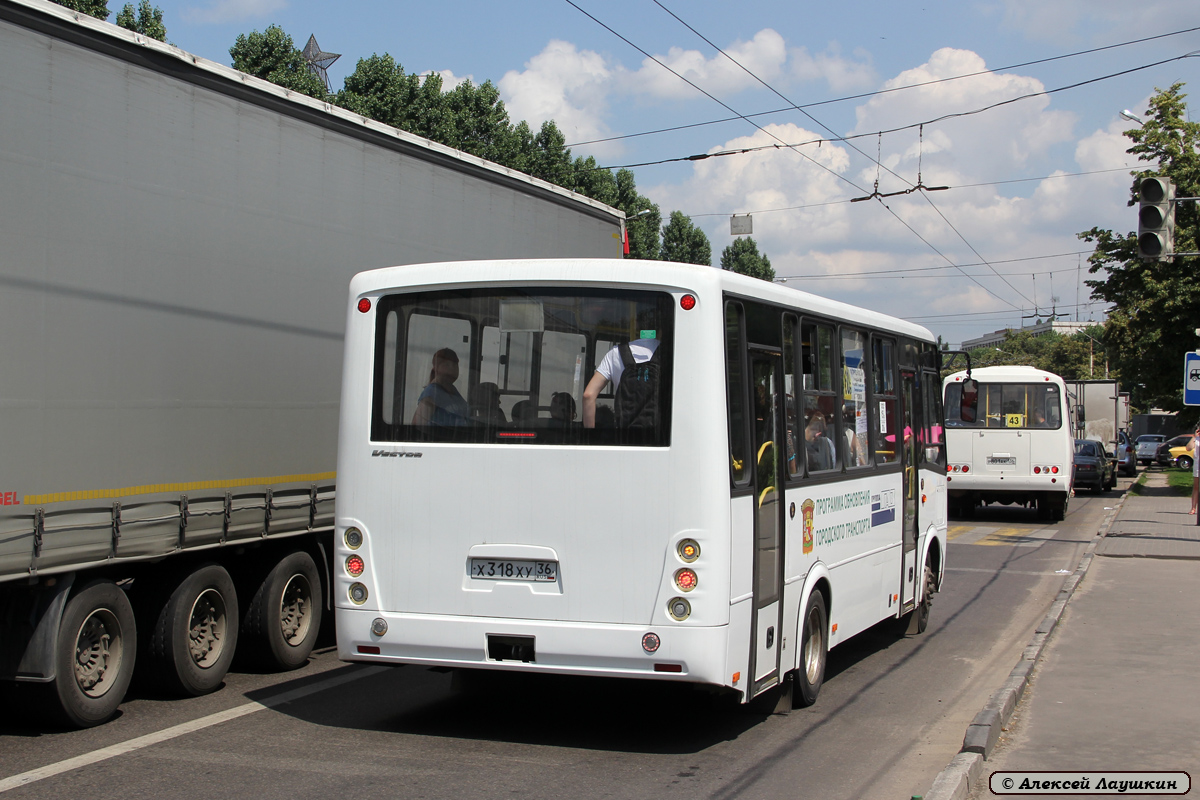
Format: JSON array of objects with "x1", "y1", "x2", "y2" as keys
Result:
[
  {"x1": 945, "y1": 382, "x2": 1062, "y2": 429},
  {"x1": 370, "y1": 288, "x2": 674, "y2": 446}
]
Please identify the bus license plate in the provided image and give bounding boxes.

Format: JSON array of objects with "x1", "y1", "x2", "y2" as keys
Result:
[
  {"x1": 987, "y1": 456, "x2": 1017, "y2": 465},
  {"x1": 470, "y1": 559, "x2": 558, "y2": 582}
]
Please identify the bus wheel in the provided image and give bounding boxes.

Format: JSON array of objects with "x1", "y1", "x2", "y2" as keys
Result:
[
  {"x1": 49, "y1": 580, "x2": 136, "y2": 728},
  {"x1": 793, "y1": 591, "x2": 827, "y2": 708},
  {"x1": 146, "y1": 564, "x2": 239, "y2": 696},
  {"x1": 913, "y1": 562, "x2": 935, "y2": 634},
  {"x1": 241, "y1": 551, "x2": 323, "y2": 670}
]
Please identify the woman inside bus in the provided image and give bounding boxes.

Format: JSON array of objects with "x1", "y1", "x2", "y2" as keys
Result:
[
  {"x1": 412, "y1": 348, "x2": 470, "y2": 426},
  {"x1": 804, "y1": 411, "x2": 837, "y2": 472}
]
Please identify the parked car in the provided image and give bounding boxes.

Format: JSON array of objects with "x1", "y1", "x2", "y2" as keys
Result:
[
  {"x1": 1074, "y1": 439, "x2": 1115, "y2": 493},
  {"x1": 1134, "y1": 434, "x2": 1166, "y2": 464},
  {"x1": 1116, "y1": 430, "x2": 1137, "y2": 477},
  {"x1": 1156, "y1": 434, "x2": 1195, "y2": 468}
]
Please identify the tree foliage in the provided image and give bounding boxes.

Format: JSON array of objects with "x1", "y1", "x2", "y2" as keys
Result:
[
  {"x1": 660, "y1": 211, "x2": 711, "y2": 265},
  {"x1": 958, "y1": 326, "x2": 1107, "y2": 381},
  {"x1": 230, "y1": 25, "x2": 328, "y2": 100},
  {"x1": 721, "y1": 237, "x2": 774, "y2": 281},
  {"x1": 1080, "y1": 83, "x2": 1200, "y2": 415},
  {"x1": 115, "y1": 0, "x2": 165, "y2": 41},
  {"x1": 52, "y1": 0, "x2": 109, "y2": 19}
]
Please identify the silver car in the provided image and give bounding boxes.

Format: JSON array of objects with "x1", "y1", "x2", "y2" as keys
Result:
[{"x1": 1135, "y1": 434, "x2": 1166, "y2": 464}]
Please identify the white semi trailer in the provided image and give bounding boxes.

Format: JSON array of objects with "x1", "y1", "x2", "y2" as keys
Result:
[{"x1": 0, "y1": 0, "x2": 623, "y2": 727}]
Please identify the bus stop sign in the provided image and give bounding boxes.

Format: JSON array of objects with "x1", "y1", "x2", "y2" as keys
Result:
[{"x1": 1186, "y1": 352, "x2": 1200, "y2": 406}]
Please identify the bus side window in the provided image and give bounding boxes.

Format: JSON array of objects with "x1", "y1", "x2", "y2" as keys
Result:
[{"x1": 726, "y1": 302, "x2": 749, "y2": 485}]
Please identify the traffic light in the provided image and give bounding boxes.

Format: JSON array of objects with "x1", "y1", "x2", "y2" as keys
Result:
[{"x1": 1137, "y1": 176, "x2": 1174, "y2": 260}]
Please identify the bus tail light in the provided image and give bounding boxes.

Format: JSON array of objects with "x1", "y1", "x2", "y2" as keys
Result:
[
  {"x1": 675, "y1": 568, "x2": 698, "y2": 592},
  {"x1": 642, "y1": 632, "x2": 660, "y2": 653},
  {"x1": 371, "y1": 618, "x2": 388, "y2": 636},
  {"x1": 349, "y1": 583, "x2": 369, "y2": 605},
  {"x1": 1051, "y1": 466, "x2": 1060, "y2": 474},
  {"x1": 346, "y1": 555, "x2": 365, "y2": 577},
  {"x1": 1033, "y1": 466, "x2": 1041, "y2": 474},
  {"x1": 668, "y1": 597, "x2": 691, "y2": 621},
  {"x1": 677, "y1": 539, "x2": 700, "y2": 562}
]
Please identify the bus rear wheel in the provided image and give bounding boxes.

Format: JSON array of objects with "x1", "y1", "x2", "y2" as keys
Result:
[{"x1": 793, "y1": 591, "x2": 827, "y2": 708}]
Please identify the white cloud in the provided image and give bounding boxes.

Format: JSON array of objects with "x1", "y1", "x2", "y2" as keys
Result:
[
  {"x1": 498, "y1": 40, "x2": 616, "y2": 154},
  {"x1": 180, "y1": 0, "x2": 285, "y2": 24},
  {"x1": 789, "y1": 43, "x2": 875, "y2": 92},
  {"x1": 625, "y1": 29, "x2": 788, "y2": 100},
  {"x1": 642, "y1": 46, "x2": 1144, "y2": 334}
]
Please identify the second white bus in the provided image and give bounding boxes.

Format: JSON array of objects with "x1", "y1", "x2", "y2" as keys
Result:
[
  {"x1": 335, "y1": 259, "x2": 948, "y2": 705},
  {"x1": 943, "y1": 366, "x2": 1074, "y2": 521}
]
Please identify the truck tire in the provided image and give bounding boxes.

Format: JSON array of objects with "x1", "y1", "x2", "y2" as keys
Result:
[
  {"x1": 240, "y1": 550, "x2": 322, "y2": 670},
  {"x1": 49, "y1": 580, "x2": 137, "y2": 728},
  {"x1": 793, "y1": 591, "x2": 827, "y2": 708},
  {"x1": 146, "y1": 564, "x2": 238, "y2": 696}
]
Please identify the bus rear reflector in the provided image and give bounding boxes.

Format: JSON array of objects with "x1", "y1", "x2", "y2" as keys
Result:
[
  {"x1": 357, "y1": 645, "x2": 380, "y2": 654},
  {"x1": 654, "y1": 663, "x2": 683, "y2": 673}
]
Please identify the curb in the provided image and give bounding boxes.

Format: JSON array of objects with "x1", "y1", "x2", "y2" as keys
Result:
[{"x1": 920, "y1": 490, "x2": 1129, "y2": 800}]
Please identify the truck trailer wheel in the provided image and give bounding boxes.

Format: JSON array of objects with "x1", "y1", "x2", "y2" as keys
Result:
[
  {"x1": 241, "y1": 550, "x2": 322, "y2": 670},
  {"x1": 146, "y1": 564, "x2": 238, "y2": 696},
  {"x1": 50, "y1": 580, "x2": 137, "y2": 728}
]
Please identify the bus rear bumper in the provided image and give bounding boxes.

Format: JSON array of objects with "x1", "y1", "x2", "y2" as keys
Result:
[{"x1": 336, "y1": 607, "x2": 730, "y2": 687}]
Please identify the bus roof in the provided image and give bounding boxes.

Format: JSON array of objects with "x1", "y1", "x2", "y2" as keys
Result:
[
  {"x1": 349, "y1": 258, "x2": 936, "y2": 342},
  {"x1": 944, "y1": 365, "x2": 1066, "y2": 383}
]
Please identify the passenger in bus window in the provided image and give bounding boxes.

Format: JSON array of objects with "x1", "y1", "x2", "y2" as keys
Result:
[
  {"x1": 1031, "y1": 407, "x2": 1048, "y2": 427},
  {"x1": 804, "y1": 411, "x2": 836, "y2": 472},
  {"x1": 549, "y1": 392, "x2": 577, "y2": 426},
  {"x1": 582, "y1": 313, "x2": 661, "y2": 428},
  {"x1": 411, "y1": 348, "x2": 470, "y2": 426},
  {"x1": 843, "y1": 402, "x2": 869, "y2": 467},
  {"x1": 469, "y1": 382, "x2": 506, "y2": 425}
]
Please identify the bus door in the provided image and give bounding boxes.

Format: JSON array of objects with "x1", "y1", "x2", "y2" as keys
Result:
[
  {"x1": 749, "y1": 350, "x2": 785, "y2": 692},
  {"x1": 899, "y1": 369, "x2": 919, "y2": 614}
]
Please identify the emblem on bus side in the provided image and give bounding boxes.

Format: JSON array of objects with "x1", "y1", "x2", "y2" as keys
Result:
[
  {"x1": 371, "y1": 450, "x2": 423, "y2": 458},
  {"x1": 802, "y1": 499, "x2": 815, "y2": 555}
]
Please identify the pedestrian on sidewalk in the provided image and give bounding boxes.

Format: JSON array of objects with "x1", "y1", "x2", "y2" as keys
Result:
[{"x1": 1190, "y1": 424, "x2": 1199, "y2": 515}]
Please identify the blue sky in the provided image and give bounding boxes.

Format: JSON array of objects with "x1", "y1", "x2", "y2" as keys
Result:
[{"x1": 134, "y1": 0, "x2": 1200, "y2": 346}]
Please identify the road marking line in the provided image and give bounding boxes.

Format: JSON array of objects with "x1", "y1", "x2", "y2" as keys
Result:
[
  {"x1": 946, "y1": 566, "x2": 1067, "y2": 576},
  {"x1": 0, "y1": 665, "x2": 388, "y2": 794}
]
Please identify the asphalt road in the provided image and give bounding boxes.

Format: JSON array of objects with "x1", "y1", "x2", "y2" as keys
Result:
[{"x1": 0, "y1": 482, "x2": 1128, "y2": 800}]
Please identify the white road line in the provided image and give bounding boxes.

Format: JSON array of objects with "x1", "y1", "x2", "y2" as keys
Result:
[
  {"x1": 0, "y1": 665, "x2": 388, "y2": 794},
  {"x1": 945, "y1": 566, "x2": 1069, "y2": 576}
]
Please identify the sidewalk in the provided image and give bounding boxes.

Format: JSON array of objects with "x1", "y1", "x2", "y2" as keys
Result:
[{"x1": 926, "y1": 473, "x2": 1200, "y2": 800}]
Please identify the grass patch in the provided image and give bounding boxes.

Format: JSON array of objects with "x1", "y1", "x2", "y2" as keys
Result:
[
  {"x1": 1127, "y1": 473, "x2": 1148, "y2": 495},
  {"x1": 1165, "y1": 467, "x2": 1196, "y2": 496}
]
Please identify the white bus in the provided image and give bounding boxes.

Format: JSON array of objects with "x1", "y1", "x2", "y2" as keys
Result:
[
  {"x1": 943, "y1": 366, "x2": 1074, "y2": 521},
  {"x1": 335, "y1": 259, "x2": 948, "y2": 706}
]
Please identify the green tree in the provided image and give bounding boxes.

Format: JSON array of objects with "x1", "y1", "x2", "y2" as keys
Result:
[
  {"x1": 614, "y1": 170, "x2": 660, "y2": 259},
  {"x1": 660, "y1": 211, "x2": 711, "y2": 265},
  {"x1": 442, "y1": 80, "x2": 518, "y2": 164},
  {"x1": 335, "y1": 54, "x2": 451, "y2": 139},
  {"x1": 230, "y1": 25, "x2": 327, "y2": 100},
  {"x1": 721, "y1": 236, "x2": 774, "y2": 281},
  {"x1": 52, "y1": 0, "x2": 109, "y2": 19},
  {"x1": 960, "y1": 327, "x2": 1104, "y2": 380},
  {"x1": 1080, "y1": 83, "x2": 1200, "y2": 415},
  {"x1": 115, "y1": 0, "x2": 165, "y2": 41}
]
